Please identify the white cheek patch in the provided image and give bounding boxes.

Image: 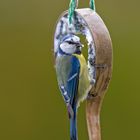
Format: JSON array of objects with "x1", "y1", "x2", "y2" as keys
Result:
[{"x1": 60, "y1": 43, "x2": 76, "y2": 54}]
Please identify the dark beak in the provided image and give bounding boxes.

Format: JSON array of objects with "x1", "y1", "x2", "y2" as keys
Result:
[{"x1": 76, "y1": 42, "x2": 84, "y2": 48}]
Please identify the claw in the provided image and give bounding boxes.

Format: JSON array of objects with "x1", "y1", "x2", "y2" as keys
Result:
[{"x1": 87, "y1": 92, "x2": 97, "y2": 100}]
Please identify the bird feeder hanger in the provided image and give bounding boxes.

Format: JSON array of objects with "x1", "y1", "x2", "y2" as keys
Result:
[{"x1": 54, "y1": 0, "x2": 113, "y2": 140}]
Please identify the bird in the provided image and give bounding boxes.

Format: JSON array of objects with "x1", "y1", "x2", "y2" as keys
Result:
[{"x1": 55, "y1": 34, "x2": 92, "y2": 140}]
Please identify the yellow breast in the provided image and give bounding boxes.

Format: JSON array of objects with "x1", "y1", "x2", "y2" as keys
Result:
[
  {"x1": 72, "y1": 54, "x2": 86, "y2": 76},
  {"x1": 72, "y1": 54, "x2": 91, "y2": 107}
]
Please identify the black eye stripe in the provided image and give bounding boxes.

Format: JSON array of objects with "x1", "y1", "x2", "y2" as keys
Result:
[
  {"x1": 66, "y1": 41, "x2": 76, "y2": 45},
  {"x1": 66, "y1": 41, "x2": 82, "y2": 47}
]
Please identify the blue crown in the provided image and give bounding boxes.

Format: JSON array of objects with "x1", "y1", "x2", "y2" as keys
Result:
[{"x1": 61, "y1": 34, "x2": 80, "y2": 43}]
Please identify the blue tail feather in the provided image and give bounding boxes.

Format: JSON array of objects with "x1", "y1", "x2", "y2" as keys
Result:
[{"x1": 70, "y1": 107, "x2": 77, "y2": 140}]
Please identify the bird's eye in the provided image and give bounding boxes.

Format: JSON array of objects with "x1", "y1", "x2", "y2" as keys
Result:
[{"x1": 67, "y1": 41, "x2": 75, "y2": 45}]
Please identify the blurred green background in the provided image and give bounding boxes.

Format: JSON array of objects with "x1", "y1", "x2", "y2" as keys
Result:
[{"x1": 0, "y1": 0, "x2": 140, "y2": 140}]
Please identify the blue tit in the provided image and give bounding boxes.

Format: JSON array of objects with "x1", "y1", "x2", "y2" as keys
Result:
[{"x1": 55, "y1": 34, "x2": 91, "y2": 140}]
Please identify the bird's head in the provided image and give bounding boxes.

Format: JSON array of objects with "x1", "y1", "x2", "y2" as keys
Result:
[{"x1": 59, "y1": 34, "x2": 84, "y2": 55}]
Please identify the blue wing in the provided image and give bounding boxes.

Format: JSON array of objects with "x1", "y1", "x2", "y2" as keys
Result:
[
  {"x1": 66, "y1": 56, "x2": 80, "y2": 107},
  {"x1": 56, "y1": 55, "x2": 80, "y2": 107}
]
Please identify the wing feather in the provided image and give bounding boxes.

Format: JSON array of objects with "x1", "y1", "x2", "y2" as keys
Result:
[
  {"x1": 56, "y1": 55, "x2": 80, "y2": 107},
  {"x1": 66, "y1": 56, "x2": 80, "y2": 107}
]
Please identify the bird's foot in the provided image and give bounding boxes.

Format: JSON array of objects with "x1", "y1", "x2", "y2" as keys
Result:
[
  {"x1": 87, "y1": 92, "x2": 97, "y2": 100},
  {"x1": 90, "y1": 79, "x2": 96, "y2": 85}
]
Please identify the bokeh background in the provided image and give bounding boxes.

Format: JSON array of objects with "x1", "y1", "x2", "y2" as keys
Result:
[{"x1": 0, "y1": 0, "x2": 140, "y2": 140}]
